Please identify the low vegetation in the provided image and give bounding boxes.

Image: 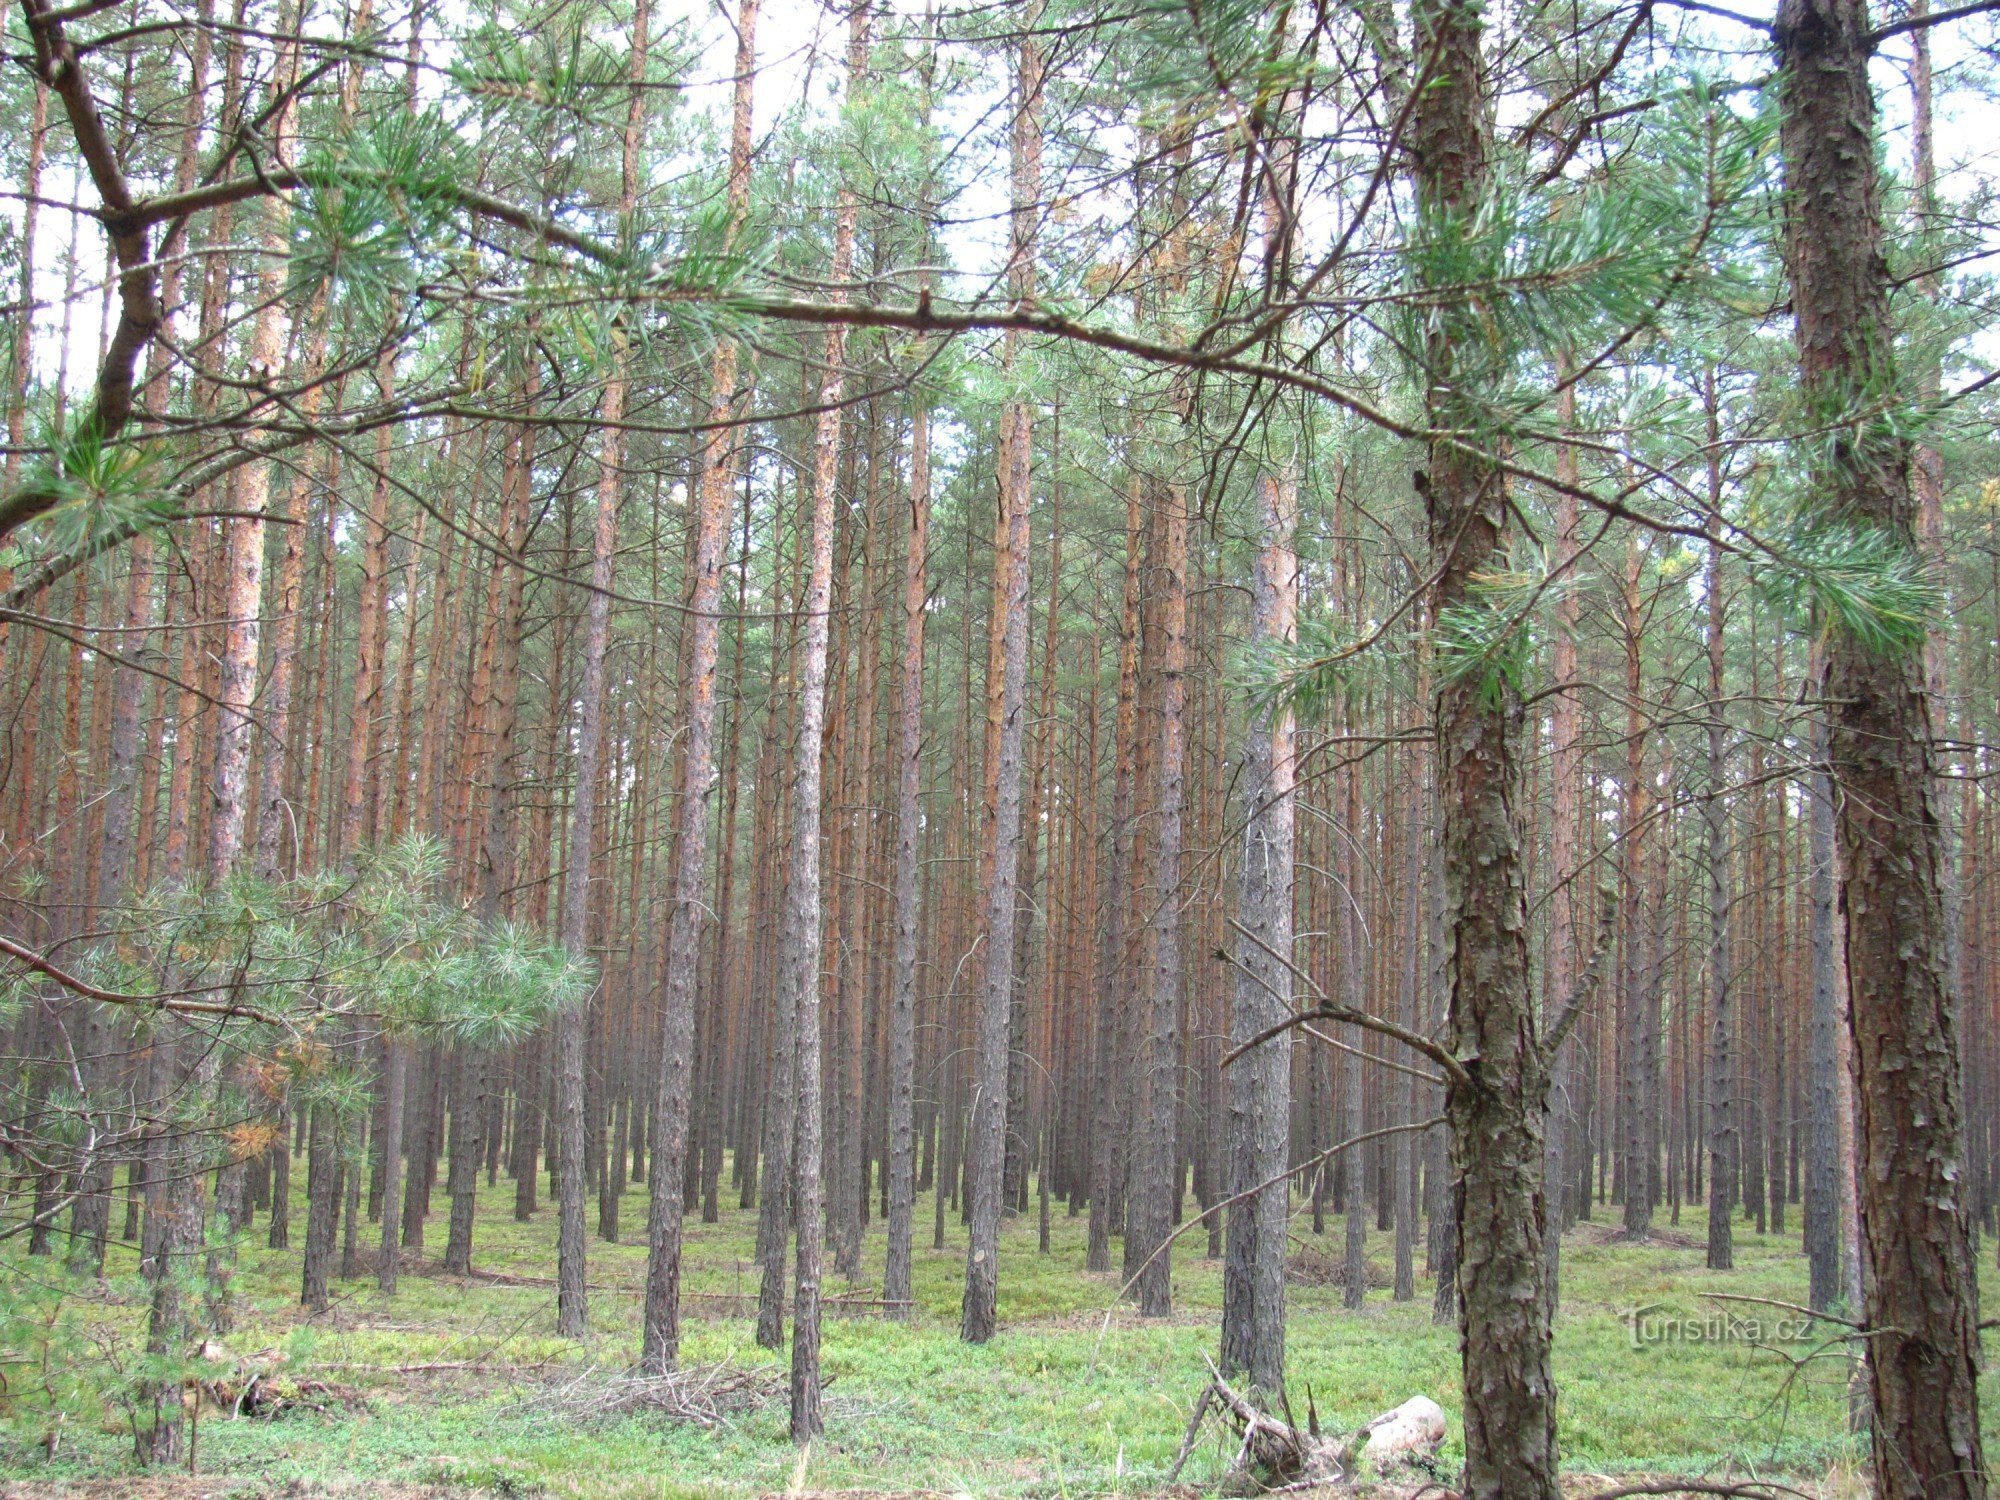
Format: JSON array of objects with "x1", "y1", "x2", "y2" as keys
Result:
[{"x1": 1, "y1": 1182, "x2": 1956, "y2": 1496}]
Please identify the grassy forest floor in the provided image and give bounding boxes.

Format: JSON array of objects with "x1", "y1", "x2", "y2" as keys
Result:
[{"x1": 4, "y1": 1171, "x2": 1987, "y2": 1499}]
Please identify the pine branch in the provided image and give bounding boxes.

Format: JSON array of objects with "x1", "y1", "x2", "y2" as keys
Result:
[
  {"x1": 3, "y1": 0, "x2": 164, "y2": 545},
  {"x1": 0, "y1": 935, "x2": 280, "y2": 1024}
]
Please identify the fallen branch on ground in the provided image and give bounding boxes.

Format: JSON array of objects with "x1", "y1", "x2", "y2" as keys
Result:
[{"x1": 519, "y1": 1362, "x2": 784, "y2": 1429}]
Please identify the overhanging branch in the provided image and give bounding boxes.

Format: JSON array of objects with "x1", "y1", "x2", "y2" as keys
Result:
[{"x1": 0, "y1": 934, "x2": 279, "y2": 1023}]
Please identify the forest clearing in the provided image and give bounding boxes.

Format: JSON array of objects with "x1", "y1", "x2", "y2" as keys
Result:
[
  {"x1": 4, "y1": 0, "x2": 2000, "y2": 1486},
  {"x1": 0, "y1": 1184, "x2": 1912, "y2": 1495}
]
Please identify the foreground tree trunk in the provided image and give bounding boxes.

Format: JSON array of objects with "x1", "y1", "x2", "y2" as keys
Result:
[
  {"x1": 884, "y1": 397, "x2": 930, "y2": 1317},
  {"x1": 641, "y1": 0, "x2": 745, "y2": 1372},
  {"x1": 1221, "y1": 469, "x2": 1296, "y2": 1394},
  {"x1": 1543, "y1": 383, "x2": 1584, "y2": 1293},
  {"x1": 442, "y1": 1046, "x2": 485, "y2": 1274},
  {"x1": 557, "y1": 0, "x2": 652, "y2": 1341},
  {"x1": 1702, "y1": 386, "x2": 1736, "y2": 1273},
  {"x1": 302, "y1": 1104, "x2": 341, "y2": 1311},
  {"x1": 377, "y1": 1039, "x2": 406, "y2": 1294},
  {"x1": 1617, "y1": 534, "x2": 1654, "y2": 1240},
  {"x1": 1409, "y1": 0, "x2": 1559, "y2": 1492},
  {"x1": 1775, "y1": 0, "x2": 1987, "y2": 1490},
  {"x1": 778, "y1": 4, "x2": 868, "y2": 1439},
  {"x1": 1086, "y1": 480, "x2": 1145, "y2": 1277},
  {"x1": 1132, "y1": 474, "x2": 1189, "y2": 1318},
  {"x1": 1341, "y1": 758, "x2": 1367, "y2": 1308},
  {"x1": 962, "y1": 18, "x2": 1041, "y2": 1343},
  {"x1": 137, "y1": 13, "x2": 295, "y2": 1450},
  {"x1": 1804, "y1": 718, "x2": 1841, "y2": 1311}
]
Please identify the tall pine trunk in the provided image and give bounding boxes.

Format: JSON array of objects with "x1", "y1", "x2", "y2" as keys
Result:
[
  {"x1": 1544, "y1": 382, "x2": 1584, "y2": 1290},
  {"x1": 1409, "y1": 0, "x2": 1559, "y2": 1489},
  {"x1": 884, "y1": 397, "x2": 930, "y2": 1316},
  {"x1": 1221, "y1": 470, "x2": 1296, "y2": 1393},
  {"x1": 1775, "y1": 0, "x2": 1987, "y2": 1487},
  {"x1": 1087, "y1": 477, "x2": 1144, "y2": 1276},
  {"x1": 1132, "y1": 474, "x2": 1187, "y2": 1318},
  {"x1": 641, "y1": 0, "x2": 746, "y2": 1370},
  {"x1": 778, "y1": 5, "x2": 867, "y2": 1437},
  {"x1": 961, "y1": 18, "x2": 1041, "y2": 1343},
  {"x1": 1702, "y1": 378, "x2": 1736, "y2": 1272}
]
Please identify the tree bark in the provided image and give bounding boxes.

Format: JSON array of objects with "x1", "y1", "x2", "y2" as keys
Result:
[
  {"x1": 1775, "y1": 0, "x2": 1988, "y2": 1487},
  {"x1": 302, "y1": 1104, "x2": 341, "y2": 1311},
  {"x1": 1221, "y1": 470, "x2": 1296, "y2": 1394},
  {"x1": 1804, "y1": 715, "x2": 1842, "y2": 1310},
  {"x1": 754, "y1": 507, "x2": 805, "y2": 1349},
  {"x1": 961, "y1": 16, "x2": 1042, "y2": 1344},
  {"x1": 554, "y1": 48, "x2": 656, "y2": 1313},
  {"x1": 550, "y1": 361, "x2": 622, "y2": 1337},
  {"x1": 1132, "y1": 473, "x2": 1188, "y2": 1319},
  {"x1": 338, "y1": 347, "x2": 398, "y2": 863},
  {"x1": 2, "y1": 78, "x2": 46, "y2": 492},
  {"x1": 138, "y1": 13, "x2": 291, "y2": 1447},
  {"x1": 377, "y1": 1038, "x2": 406, "y2": 1293},
  {"x1": 1702, "y1": 376, "x2": 1736, "y2": 1272},
  {"x1": 1409, "y1": 0, "x2": 1559, "y2": 1489},
  {"x1": 641, "y1": 0, "x2": 748, "y2": 1367},
  {"x1": 1618, "y1": 533, "x2": 1654, "y2": 1240},
  {"x1": 1544, "y1": 380, "x2": 1585, "y2": 1291},
  {"x1": 1087, "y1": 476, "x2": 1145, "y2": 1277},
  {"x1": 779, "y1": 4, "x2": 867, "y2": 1438},
  {"x1": 1341, "y1": 759, "x2": 1368, "y2": 1308},
  {"x1": 885, "y1": 397, "x2": 930, "y2": 1317}
]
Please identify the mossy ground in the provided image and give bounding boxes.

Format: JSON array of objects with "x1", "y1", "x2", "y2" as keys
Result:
[{"x1": 2, "y1": 1167, "x2": 1987, "y2": 1498}]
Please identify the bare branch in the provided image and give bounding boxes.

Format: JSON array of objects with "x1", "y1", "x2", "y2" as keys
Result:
[
  {"x1": 1541, "y1": 882, "x2": 1621, "y2": 1058},
  {"x1": 1219, "y1": 918, "x2": 1474, "y2": 1089},
  {"x1": 1869, "y1": 0, "x2": 2000, "y2": 43}
]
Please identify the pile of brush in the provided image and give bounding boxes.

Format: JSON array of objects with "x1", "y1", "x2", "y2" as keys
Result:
[
  {"x1": 523, "y1": 1361, "x2": 785, "y2": 1429},
  {"x1": 193, "y1": 1342, "x2": 365, "y2": 1421},
  {"x1": 1172, "y1": 1357, "x2": 1447, "y2": 1492}
]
